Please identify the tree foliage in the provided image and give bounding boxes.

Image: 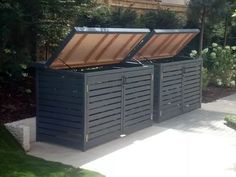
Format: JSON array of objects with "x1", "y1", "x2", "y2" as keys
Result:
[
  {"x1": 139, "y1": 9, "x2": 185, "y2": 29},
  {"x1": 187, "y1": 0, "x2": 228, "y2": 53}
]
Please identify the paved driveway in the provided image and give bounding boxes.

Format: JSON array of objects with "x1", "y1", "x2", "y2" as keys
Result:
[{"x1": 29, "y1": 94, "x2": 236, "y2": 177}]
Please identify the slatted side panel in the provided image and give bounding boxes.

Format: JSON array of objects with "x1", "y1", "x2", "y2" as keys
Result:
[
  {"x1": 37, "y1": 69, "x2": 84, "y2": 149},
  {"x1": 123, "y1": 69, "x2": 153, "y2": 134},
  {"x1": 86, "y1": 74, "x2": 122, "y2": 148},
  {"x1": 159, "y1": 63, "x2": 183, "y2": 121},
  {"x1": 183, "y1": 60, "x2": 202, "y2": 113}
]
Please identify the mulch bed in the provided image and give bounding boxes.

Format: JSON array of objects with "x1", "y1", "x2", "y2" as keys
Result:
[
  {"x1": 1, "y1": 78, "x2": 236, "y2": 124},
  {"x1": 202, "y1": 86, "x2": 236, "y2": 103},
  {"x1": 0, "y1": 78, "x2": 36, "y2": 124}
]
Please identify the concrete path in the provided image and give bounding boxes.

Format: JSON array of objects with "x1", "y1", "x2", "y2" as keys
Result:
[{"x1": 28, "y1": 94, "x2": 236, "y2": 177}]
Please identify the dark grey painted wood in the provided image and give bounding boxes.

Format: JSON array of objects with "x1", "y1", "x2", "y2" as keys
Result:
[
  {"x1": 153, "y1": 58, "x2": 202, "y2": 123},
  {"x1": 37, "y1": 65, "x2": 154, "y2": 151}
]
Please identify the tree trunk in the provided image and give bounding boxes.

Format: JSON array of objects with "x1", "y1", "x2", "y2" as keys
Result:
[
  {"x1": 199, "y1": 6, "x2": 206, "y2": 56},
  {"x1": 223, "y1": 15, "x2": 228, "y2": 47}
]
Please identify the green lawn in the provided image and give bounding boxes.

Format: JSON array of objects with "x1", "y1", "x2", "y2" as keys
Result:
[
  {"x1": 224, "y1": 115, "x2": 236, "y2": 130},
  {"x1": 0, "y1": 125, "x2": 104, "y2": 177}
]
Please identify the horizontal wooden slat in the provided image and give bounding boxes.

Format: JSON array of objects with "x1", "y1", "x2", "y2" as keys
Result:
[
  {"x1": 183, "y1": 103, "x2": 201, "y2": 112},
  {"x1": 183, "y1": 70, "x2": 201, "y2": 77},
  {"x1": 183, "y1": 87, "x2": 200, "y2": 94},
  {"x1": 161, "y1": 96, "x2": 182, "y2": 105},
  {"x1": 89, "y1": 108, "x2": 121, "y2": 120},
  {"x1": 125, "y1": 100, "x2": 150, "y2": 110},
  {"x1": 37, "y1": 133, "x2": 83, "y2": 149},
  {"x1": 161, "y1": 87, "x2": 182, "y2": 97},
  {"x1": 124, "y1": 119, "x2": 152, "y2": 134},
  {"x1": 89, "y1": 91, "x2": 121, "y2": 103},
  {"x1": 184, "y1": 98, "x2": 200, "y2": 105},
  {"x1": 183, "y1": 90, "x2": 200, "y2": 98},
  {"x1": 126, "y1": 75, "x2": 151, "y2": 83},
  {"x1": 162, "y1": 79, "x2": 182, "y2": 87},
  {"x1": 89, "y1": 103, "x2": 121, "y2": 115},
  {"x1": 125, "y1": 114, "x2": 151, "y2": 126},
  {"x1": 125, "y1": 90, "x2": 151, "y2": 100},
  {"x1": 89, "y1": 80, "x2": 122, "y2": 90},
  {"x1": 124, "y1": 69, "x2": 152, "y2": 78},
  {"x1": 184, "y1": 78, "x2": 201, "y2": 86},
  {"x1": 184, "y1": 75, "x2": 201, "y2": 82},
  {"x1": 87, "y1": 75, "x2": 121, "y2": 84},
  {"x1": 89, "y1": 97, "x2": 121, "y2": 109},
  {"x1": 125, "y1": 85, "x2": 151, "y2": 94},
  {"x1": 89, "y1": 124, "x2": 121, "y2": 139},
  {"x1": 89, "y1": 113, "x2": 121, "y2": 127},
  {"x1": 125, "y1": 104, "x2": 151, "y2": 116},
  {"x1": 38, "y1": 88, "x2": 82, "y2": 97},
  {"x1": 125, "y1": 95, "x2": 150, "y2": 105},
  {"x1": 184, "y1": 82, "x2": 200, "y2": 90},
  {"x1": 89, "y1": 119, "x2": 121, "y2": 133},
  {"x1": 184, "y1": 66, "x2": 201, "y2": 72},
  {"x1": 89, "y1": 86, "x2": 121, "y2": 96},
  {"x1": 38, "y1": 80, "x2": 82, "y2": 89},
  {"x1": 124, "y1": 80, "x2": 150, "y2": 89},
  {"x1": 38, "y1": 111, "x2": 82, "y2": 122},
  {"x1": 163, "y1": 70, "x2": 182, "y2": 77},
  {"x1": 162, "y1": 83, "x2": 182, "y2": 91},
  {"x1": 38, "y1": 122, "x2": 83, "y2": 134},
  {"x1": 162, "y1": 65, "x2": 182, "y2": 72},
  {"x1": 39, "y1": 116, "x2": 82, "y2": 129},
  {"x1": 39, "y1": 99, "x2": 83, "y2": 110},
  {"x1": 37, "y1": 126, "x2": 83, "y2": 141},
  {"x1": 85, "y1": 131, "x2": 120, "y2": 149},
  {"x1": 125, "y1": 110, "x2": 151, "y2": 121},
  {"x1": 39, "y1": 94, "x2": 83, "y2": 104},
  {"x1": 39, "y1": 105, "x2": 82, "y2": 116},
  {"x1": 162, "y1": 74, "x2": 182, "y2": 82},
  {"x1": 38, "y1": 74, "x2": 81, "y2": 84},
  {"x1": 161, "y1": 102, "x2": 182, "y2": 111},
  {"x1": 184, "y1": 94, "x2": 200, "y2": 102}
]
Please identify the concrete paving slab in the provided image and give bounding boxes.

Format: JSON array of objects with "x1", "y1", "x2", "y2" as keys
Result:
[{"x1": 28, "y1": 94, "x2": 236, "y2": 177}]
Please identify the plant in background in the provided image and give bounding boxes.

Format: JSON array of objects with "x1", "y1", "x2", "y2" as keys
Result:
[
  {"x1": 191, "y1": 43, "x2": 236, "y2": 87},
  {"x1": 139, "y1": 9, "x2": 185, "y2": 29},
  {"x1": 224, "y1": 114, "x2": 236, "y2": 129},
  {"x1": 202, "y1": 67, "x2": 210, "y2": 89},
  {"x1": 109, "y1": 7, "x2": 138, "y2": 28}
]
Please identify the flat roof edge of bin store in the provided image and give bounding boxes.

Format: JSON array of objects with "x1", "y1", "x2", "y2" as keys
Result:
[{"x1": 35, "y1": 27, "x2": 200, "y2": 69}]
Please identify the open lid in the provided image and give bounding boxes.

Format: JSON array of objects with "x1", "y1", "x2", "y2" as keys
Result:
[
  {"x1": 134, "y1": 29, "x2": 200, "y2": 61},
  {"x1": 45, "y1": 27, "x2": 150, "y2": 69}
]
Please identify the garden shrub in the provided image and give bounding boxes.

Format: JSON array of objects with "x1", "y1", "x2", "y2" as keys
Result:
[
  {"x1": 202, "y1": 67, "x2": 210, "y2": 89},
  {"x1": 224, "y1": 115, "x2": 236, "y2": 129},
  {"x1": 190, "y1": 43, "x2": 236, "y2": 87},
  {"x1": 138, "y1": 9, "x2": 185, "y2": 29}
]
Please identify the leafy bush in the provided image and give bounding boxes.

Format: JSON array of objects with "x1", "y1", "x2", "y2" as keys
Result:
[
  {"x1": 190, "y1": 43, "x2": 236, "y2": 87},
  {"x1": 109, "y1": 7, "x2": 138, "y2": 28},
  {"x1": 139, "y1": 9, "x2": 185, "y2": 29},
  {"x1": 202, "y1": 67, "x2": 210, "y2": 89},
  {"x1": 224, "y1": 115, "x2": 236, "y2": 129}
]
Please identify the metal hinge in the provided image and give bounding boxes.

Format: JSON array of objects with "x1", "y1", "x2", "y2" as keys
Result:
[
  {"x1": 151, "y1": 113, "x2": 153, "y2": 120},
  {"x1": 85, "y1": 134, "x2": 89, "y2": 142},
  {"x1": 86, "y1": 85, "x2": 89, "y2": 92}
]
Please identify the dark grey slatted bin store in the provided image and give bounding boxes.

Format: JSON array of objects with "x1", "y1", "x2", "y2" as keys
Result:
[
  {"x1": 134, "y1": 29, "x2": 202, "y2": 122},
  {"x1": 35, "y1": 27, "x2": 154, "y2": 151}
]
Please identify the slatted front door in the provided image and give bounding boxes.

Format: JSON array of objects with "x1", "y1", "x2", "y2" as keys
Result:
[
  {"x1": 154, "y1": 59, "x2": 202, "y2": 122},
  {"x1": 123, "y1": 69, "x2": 153, "y2": 134},
  {"x1": 85, "y1": 68, "x2": 153, "y2": 148},
  {"x1": 86, "y1": 73, "x2": 123, "y2": 148}
]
